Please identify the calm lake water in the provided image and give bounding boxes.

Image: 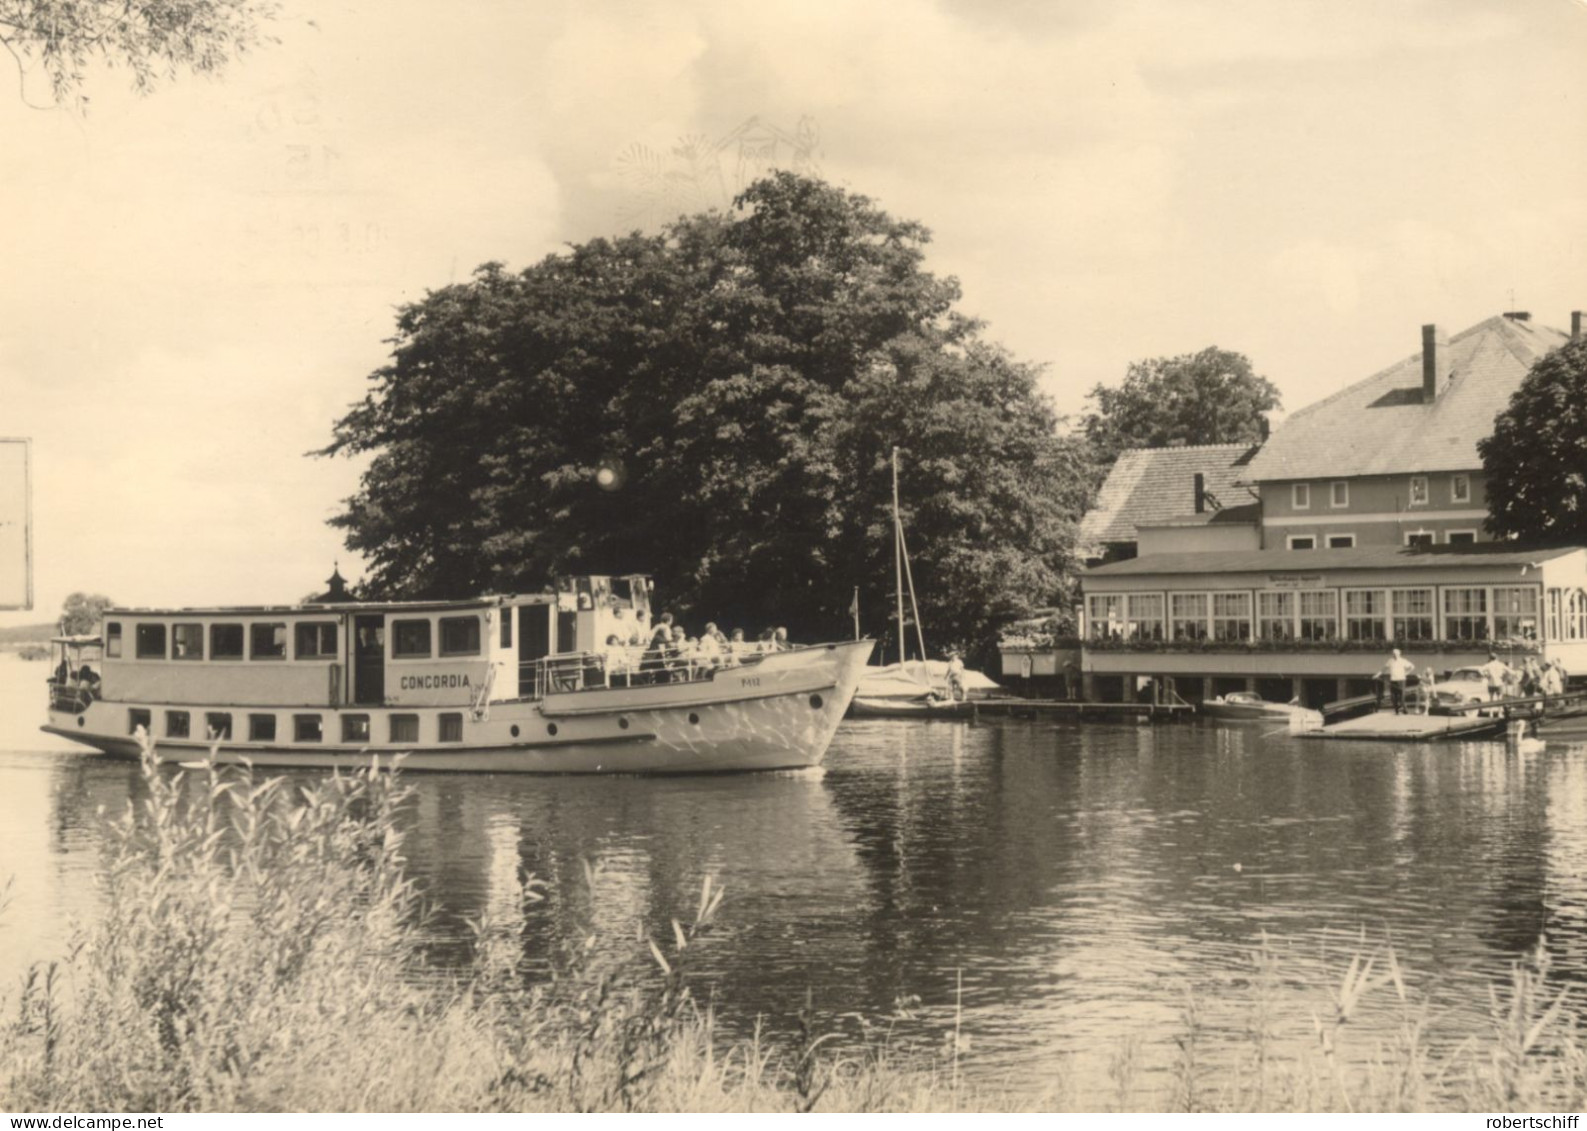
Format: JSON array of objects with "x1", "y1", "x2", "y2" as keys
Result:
[{"x1": 5, "y1": 654, "x2": 1587, "y2": 1103}]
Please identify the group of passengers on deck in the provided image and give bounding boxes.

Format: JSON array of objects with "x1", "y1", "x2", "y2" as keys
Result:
[{"x1": 599, "y1": 612, "x2": 792, "y2": 685}]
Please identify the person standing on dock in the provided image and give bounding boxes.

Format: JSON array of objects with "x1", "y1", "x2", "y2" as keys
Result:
[
  {"x1": 1378, "y1": 648, "x2": 1415, "y2": 715},
  {"x1": 946, "y1": 651, "x2": 966, "y2": 702},
  {"x1": 1480, "y1": 652, "x2": 1510, "y2": 702}
]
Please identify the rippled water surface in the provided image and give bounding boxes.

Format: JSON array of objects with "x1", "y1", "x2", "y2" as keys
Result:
[{"x1": 5, "y1": 655, "x2": 1587, "y2": 1102}]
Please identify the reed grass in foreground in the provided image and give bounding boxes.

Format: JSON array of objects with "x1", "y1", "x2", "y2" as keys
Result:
[{"x1": 3, "y1": 739, "x2": 1586, "y2": 1112}]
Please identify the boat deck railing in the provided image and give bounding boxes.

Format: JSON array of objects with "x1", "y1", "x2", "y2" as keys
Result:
[
  {"x1": 525, "y1": 645, "x2": 774, "y2": 698},
  {"x1": 47, "y1": 678, "x2": 98, "y2": 714}
]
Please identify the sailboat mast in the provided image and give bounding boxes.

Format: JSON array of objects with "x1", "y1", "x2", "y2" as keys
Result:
[{"x1": 893, "y1": 446, "x2": 906, "y2": 665}]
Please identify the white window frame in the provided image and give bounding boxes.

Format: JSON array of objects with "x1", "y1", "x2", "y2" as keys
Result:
[
  {"x1": 1326, "y1": 533, "x2": 1356, "y2": 549},
  {"x1": 1451, "y1": 474, "x2": 1471, "y2": 503},
  {"x1": 1446, "y1": 529, "x2": 1478, "y2": 545},
  {"x1": 1409, "y1": 476, "x2": 1429, "y2": 507},
  {"x1": 1287, "y1": 534, "x2": 1316, "y2": 550},
  {"x1": 1292, "y1": 483, "x2": 1310, "y2": 510},
  {"x1": 1330, "y1": 481, "x2": 1349, "y2": 508},
  {"x1": 1404, "y1": 530, "x2": 1433, "y2": 547}
]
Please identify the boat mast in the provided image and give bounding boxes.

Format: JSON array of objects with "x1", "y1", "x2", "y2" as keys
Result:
[
  {"x1": 891, "y1": 447, "x2": 930, "y2": 667},
  {"x1": 893, "y1": 447, "x2": 906, "y2": 665}
]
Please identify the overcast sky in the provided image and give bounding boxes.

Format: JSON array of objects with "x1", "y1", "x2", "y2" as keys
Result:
[{"x1": 2, "y1": 0, "x2": 1584, "y2": 622}]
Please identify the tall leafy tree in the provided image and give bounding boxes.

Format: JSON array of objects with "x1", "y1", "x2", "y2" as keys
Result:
[
  {"x1": 0, "y1": 0, "x2": 277, "y2": 107},
  {"x1": 1082, "y1": 347, "x2": 1279, "y2": 468},
  {"x1": 59, "y1": 591, "x2": 113, "y2": 635},
  {"x1": 321, "y1": 173, "x2": 1086, "y2": 657},
  {"x1": 1480, "y1": 336, "x2": 1587, "y2": 546}
]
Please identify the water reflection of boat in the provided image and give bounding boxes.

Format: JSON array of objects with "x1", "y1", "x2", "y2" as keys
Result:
[
  {"x1": 41, "y1": 573, "x2": 873, "y2": 774},
  {"x1": 1200, "y1": 690, "x2": 1322, "y2": 727}
]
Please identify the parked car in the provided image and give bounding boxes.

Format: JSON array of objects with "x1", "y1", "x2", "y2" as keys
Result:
[{"x1": 1437, "y1": 667, "x2": 1492, "y2": 703}]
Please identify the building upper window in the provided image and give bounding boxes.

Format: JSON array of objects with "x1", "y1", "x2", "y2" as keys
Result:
[
  {"x1": 1392, "y1": 589, "x2": 1435, "y2": 641},
  {"x1": 1212, "y1": 592, "x2": 1251, "y2": 642},
  {"x1": 251, "y1": 623, "x2": 287, "y2": 660},
  {"x1": 1406, "y1": 531, "x2": 1433, "y2": 547},
  {"x1": 1257, "y1": 592, "x2": 1295, "y2": 640},
  {"x1": 439, "y1": 615, "x2": 481, "y2": 656},
  {"x1": 1331, "y1": 481, "x2": 1349, "y2": 508},
  {"x1": 1287, "y1": 535, "x2": 1315, "y2": 550},
  {"x1": 1493, "y1": 587, "x2": 1539, "y2": 641},
  {"x1": 1298, "y1": 591, "x2": 1337, "y2": 641},
  {"x1": 135, "y1": 624, "x2": 166, "y2": 660},
  {"x1": 210, "y1": 624, "x2": 244, "y2": 659},
  {"x1": 1344, "y1": 589, "x2": 1388, "y2": 642},
  {"x1": 1292, "y1": 483, "x2": 1310, "y2": 510},
  {"x1": 1444, "y1": 588, "x2": 1488, "y2": 641},
  {"x1": 393, "y1": 619, "x2": 432, "y2": 658},
  {"x1": 295, "y1": 622, "x2": 338, "y2": 660},
  {"x1": 1327, "y1": 534, "x2": 1355, "y2": 549},
  {"x1": 1087, "y1": 595, "x2": 1123, "y2": 642},
  {"x1": 1451, "y1": 474, "x2": 1471, "y2": 503},
  {"x1": 1409, "y1": 476, "x2": 1429, "y2": 506},
  {"x1": 1170, "y1": 593, "x2": 1208, "y2": 641},
  {"x1": 1125, "y1": 594, "x2": 1165, "y2": 642},
  {"x1": 1447, "y1": 530, "x2": 1477, "y2": 545}
]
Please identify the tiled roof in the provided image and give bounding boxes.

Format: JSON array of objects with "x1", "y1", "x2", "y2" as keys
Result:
[
  {"x1": 1079, "y1": 443, "x2": 1259, "y2": 546},
  {"x1": 1083, "y1": 543, "x2": 1581, "y2": 579},
  {"x1": 1242, "y1": 315, "x2": 1569, "y2": 483}
]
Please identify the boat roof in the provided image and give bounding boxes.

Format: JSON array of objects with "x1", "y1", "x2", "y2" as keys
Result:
[
  {"x1": 104, "y1": 594, "x2": 549, "y2": 617},
  {"x1": 50, "y1": 634, "x2": 103, "y2": 645}
]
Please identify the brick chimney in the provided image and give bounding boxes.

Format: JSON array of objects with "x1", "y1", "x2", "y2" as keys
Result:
[
  {"x1": 1193, "y1": 472, "x2": 1206, "y2": 514},
  {"x1": 1574, "y1": 311, "x2": 1583, "y2": 341},
  {"x1": 1422, "y1": 324, "x2": 1450, "y2": 403}
]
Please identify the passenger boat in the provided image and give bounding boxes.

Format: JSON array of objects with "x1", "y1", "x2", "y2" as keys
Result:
[
  {"x1": 1199, "y1": 690, "x2": 1322, "y2": 727},
  {"x1": 42, "y1": 574, "x2": 874, "y2": 773}
]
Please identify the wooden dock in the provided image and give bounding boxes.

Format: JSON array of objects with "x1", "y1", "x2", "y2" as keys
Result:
[{"x1": 1296, "y1": 710, "x2": 1507, "y2": 743}]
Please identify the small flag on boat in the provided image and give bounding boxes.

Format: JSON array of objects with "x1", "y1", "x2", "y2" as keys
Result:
[{"x1": 849, "y1": 587, "x2": 860, "y2": 639}]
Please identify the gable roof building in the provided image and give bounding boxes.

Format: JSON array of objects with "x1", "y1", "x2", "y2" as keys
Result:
[
  {"x1": 1242, "y1": 313, "x2": 1568, "y2": 483},
  {"x1": 1079, "y1": 443, "x2": 1260, "y2": 560}
]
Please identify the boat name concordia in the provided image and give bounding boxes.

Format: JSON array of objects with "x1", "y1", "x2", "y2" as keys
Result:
[{"x1": 43, "y1": 574, "x2": 874, "y2": 774}]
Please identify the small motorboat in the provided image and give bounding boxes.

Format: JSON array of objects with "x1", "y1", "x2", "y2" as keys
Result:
[
  {"x1": 848, "y1": 693, "x2": 976, "y2": 720},
  {"x1": 1200, "y1": 690, "x2": 1322, "y2": 727}
]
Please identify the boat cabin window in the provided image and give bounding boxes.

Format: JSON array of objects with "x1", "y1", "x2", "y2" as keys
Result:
[
  {"x1": 295, "y1": 622, "x2": 338, "y2": 660},
  {"x1": 128, "y1": 708, "x2": 150, "y2": 735},
  {"x1": 342, "y1": 715, "x2": 370, "y2": 743},
  {"x1": 393, "y1": 619, "x2": 432, "y2": 658},
  {"x1": 106, "y1": 623, "x2": 123, "y2": 658},
  {"x1": 206, "y1": 713, "x2": 232, "y2": 740},
  {"x1": 251, "y1": 623, "x2": 287, "y2": 660},
  {"x1": 165, "y1": 710, "x2": 190, "y2": 739},
  {"x1": 211, "y1": 624, "x2": 245, "y2": 659},
  {"x1": 249, "y1": 714, "x2": 276, "y2": 742},
  {"x1": 438, "y1": 713, "x2": 463, "y2": 743},
  {"x1": 294, "y1": 714, "x2": 323, "y2": 743},
  {"x1": 173, "y1": 623, "x2": 204, "y2": 660},
  {"x1": 390, "y1": 714, "x2": 419, "y2": 743},
  {"x1": 439, "y1": 615, "x2": 481, "y2": 656},
  {"x1": 135, "y1": 624, "x2": 166, "y2": 659}
]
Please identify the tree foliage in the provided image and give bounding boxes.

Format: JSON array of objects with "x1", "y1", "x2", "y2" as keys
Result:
[
  {"x1": 1479, "y1": 336, "x2": 1587, "y2": 546},
  {"x1": 0, "y1": 0, "x2": 277, "y2": 108},
  {"x1": 60, "y1": 590, "x2": 113, "y2": 635},
  {"x1": 322, "y1": 173, "x2": 1088, "y2": 657},
  {"x1": 1082, "y1": 347, "x2": 1280, "y2": 468}
]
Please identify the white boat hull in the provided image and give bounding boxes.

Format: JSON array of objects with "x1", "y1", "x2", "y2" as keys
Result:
[{"x1": 43, "y1": 641, "x2": 875, "y2": 774}]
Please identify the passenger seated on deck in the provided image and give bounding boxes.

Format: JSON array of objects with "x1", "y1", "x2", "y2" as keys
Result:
[
  {"x1": 697, "y1": 629, "x2": 722, "y2": 670},
  {"x1": 76, "y1": 666, "x2": 100, "y2": 700},
  {"x1": 724, "y1": 628, "x2": 747, "y2": 665},
  {"x1": 602, "y1": 634, "x2": 631, "y2": 687},
  {"x1": 773, "y1": 626, "x2": 791, "y2": 652}
]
